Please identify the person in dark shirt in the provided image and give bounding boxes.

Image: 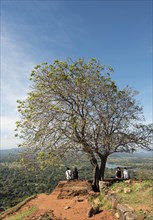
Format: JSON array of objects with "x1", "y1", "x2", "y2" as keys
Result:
[
  {"x1": 115, "y1": 167, "x2": 121, "y2": 179},
  {"x1": 73, "y1": 167, "x2": 78, "y2": 180}
]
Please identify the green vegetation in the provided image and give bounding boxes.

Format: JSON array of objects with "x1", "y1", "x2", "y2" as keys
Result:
[
  {"x1": 0, "y1": 163, "x2": 62, "y2": 209},
  {"x1": 0, "y1": 149, "x2": 93, "y2": 210},
  {"x1": 0, "y1": 195, "x2": 37, "y2": 219},
  {"x1": 111, "y1": 180, "x2": 153, "y2": 206},
  {"x1": 110, "y1": 180, "x2": 153, "y2": 219},
  {"x1": 89, "y1": 179, "x2": 153, "y2": 219},
  {"x1": 7, "y1": 205, "x2": 37, "y2": 220},
  {"x1": 92, "y1": 193, "x2": 112, "y2": 210}
]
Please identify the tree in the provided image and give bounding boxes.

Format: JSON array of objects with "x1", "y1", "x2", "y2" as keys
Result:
[{"x1": 16, "y1": 58, "x2": 152, "y2": 191}]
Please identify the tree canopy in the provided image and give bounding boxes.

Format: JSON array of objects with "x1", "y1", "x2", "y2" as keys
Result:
[{"x1": 16, "y1": 58, "x2": 152, "y2": 186}]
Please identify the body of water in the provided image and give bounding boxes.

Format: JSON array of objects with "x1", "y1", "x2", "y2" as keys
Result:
[{"x1": 106, "y1": 163, "x2": 120, "y2": 169}]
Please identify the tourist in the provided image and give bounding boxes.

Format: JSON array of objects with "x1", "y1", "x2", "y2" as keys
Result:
[
  {"x1": 73, "y1": 167, "x2": 78, "y2": 180},
  {"x1": 123, "y1": 167, "x2": 129, "y2": 179},
  {"x1": 65, "y1": 167, "x2": 72, "y2": 180},
  {"x1": 115, "y1": 167, "x2": 121, "y2": 179}
]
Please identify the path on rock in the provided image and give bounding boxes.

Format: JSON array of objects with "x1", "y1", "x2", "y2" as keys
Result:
[{"x1": 3, "y1": 180, "x2": 116, "y2": 220}]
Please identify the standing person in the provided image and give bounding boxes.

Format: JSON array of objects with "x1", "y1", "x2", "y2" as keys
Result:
[
  {"x1": 65, "y1": 168, "x2": 72, "y2": 180},
  {"x1": 115, "y1": 167, "x2": 121, "y2": 179},
  {"x1": 123, "y1": 167, "x2": 129, "y2": 179},
  {"x1": 73, "y1": 167, "x2": 78, "y2": 180}
]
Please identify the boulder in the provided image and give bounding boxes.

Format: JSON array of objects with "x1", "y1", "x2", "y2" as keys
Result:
[
  {"x1": 123, "y1": 188, "x2": 131, "y2": 193},
  {"x1": 87, "y1": 206, "x2": 100, "y2": 218},
  {"x1": 117, "y1": 204, "x2": 134, "y2": 219}
]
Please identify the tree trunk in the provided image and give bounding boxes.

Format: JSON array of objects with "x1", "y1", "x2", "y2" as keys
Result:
[
  {"x1": 99, "y1": 155, "x2": 108, "y2": 180},
  {"x1": 90, "y1": 157, "x2": 100, "y2": 192}
]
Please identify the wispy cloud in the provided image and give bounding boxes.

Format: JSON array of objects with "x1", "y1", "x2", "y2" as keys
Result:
[
  {"x1": 1, "y1": 30, "x2": 35, "y2": 149},
  {"x1": 0, "y1": 116, "x2": 21, "y2": 149},
  {"x1": 1, "y1": 32, "x2": 35, "y2": 108},
  {"x1": 1, "y1": 8, "x2": 76, "y2": 149}
]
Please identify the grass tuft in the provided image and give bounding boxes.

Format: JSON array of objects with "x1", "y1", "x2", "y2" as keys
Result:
[
  {"x1": 0, "y1": 195, "x2": 37, "y2": 219},
  {"x1": 7, "y1": 206, "x2": 37, "y2": 220}
]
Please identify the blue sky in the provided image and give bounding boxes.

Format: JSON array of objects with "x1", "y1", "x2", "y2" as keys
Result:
[{"x1": 1, "y1": 0, "x2": 152, "y2": 149}]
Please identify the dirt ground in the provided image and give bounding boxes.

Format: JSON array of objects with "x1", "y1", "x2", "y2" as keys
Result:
[{"x1": 2, "y1": 180, "x2": 117, "y2": 220}]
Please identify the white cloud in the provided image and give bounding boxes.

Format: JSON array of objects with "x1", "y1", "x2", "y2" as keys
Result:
[
  {"x1": 0, "y1": 136, "x2": 20, "y2": 150},
  {"x1": 1, "y1": 33, "x2": 34, "y2": 92},
  {"x1": 1, "y1": 116, "x2": 17, "y2": 133},
  {"x1": 1, "y1": 30, "x2": 35, "y2": 149},
  {"x1": 0, "y1": 116, "x2": 20, "y2": 149}
]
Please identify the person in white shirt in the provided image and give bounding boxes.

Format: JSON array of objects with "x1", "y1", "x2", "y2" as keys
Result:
[
  {"x1": 123, "y1": 167, "x2": 129, "y2": 179},
  {"x1": 65, "y1": 168, "x2": 72, "y2": 180}
]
